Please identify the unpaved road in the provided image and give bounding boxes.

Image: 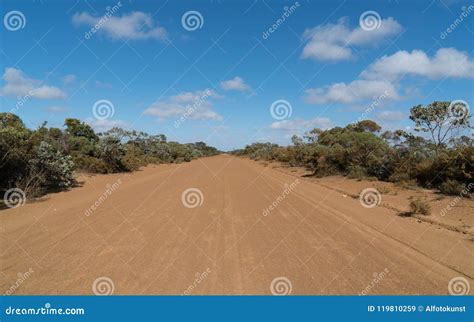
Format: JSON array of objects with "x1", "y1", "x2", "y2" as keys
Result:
[{"x1": 1, "y1": 155, "x2": 473, "y2": 295}]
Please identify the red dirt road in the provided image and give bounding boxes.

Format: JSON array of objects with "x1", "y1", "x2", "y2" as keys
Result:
[{"x1": 1, "y1": 155, "x2": 473, "y2": 295}]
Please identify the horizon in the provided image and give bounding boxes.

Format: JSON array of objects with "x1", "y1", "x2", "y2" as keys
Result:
[{"x1": 1, "y1": 0, "x2": 473, "y2": 151}]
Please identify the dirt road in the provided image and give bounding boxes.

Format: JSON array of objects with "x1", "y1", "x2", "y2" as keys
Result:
[{"x1": 1, "y1": 155, "x2": 473, "y2": 295}]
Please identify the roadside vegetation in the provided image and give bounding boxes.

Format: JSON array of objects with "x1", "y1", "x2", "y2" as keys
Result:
[
  {"x1": 232, "y1": 101, "x2": 473, "y2": 196},
  {"x1": 0, "y1": 113, "x2": 219, "y2": 199},
  {"x1": 408, "y1": 198, "x2": 431, "y2": 216}
]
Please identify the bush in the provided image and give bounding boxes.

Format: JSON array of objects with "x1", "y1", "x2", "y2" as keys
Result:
[
  {"x1": 375, "y1": 185, "x2": 391, "y2": 194},
  {"x1": 122, "y1": 144, "x2": 146, "y2": 171},
  {"x1": 347, "y1": 165, "x2": 367, "y2": 180},
  {"x1": 232, "y1": 102, "x2": 473, "y2": 192},
  {"x1": 409, "y1": 198, "x2": 431, "y2": 215},
  {"x1": 73, "y1": 155, "x2": 109, "y2": 174},
  {"x1": 29, "y1": 142, "x2": 75, "y2": 189},
  {"x1": 0, "y1": 114, "x2": 220, "y2": 201},
  {"x1": 388, "y1": 171, "x2": 411, "y2": 183},
  {"x1": 97, "y1": 137, "x2": 128, "y2": 172},
  {"x1": 438, "y1": 180, "x2": 466, "y2": 196}
]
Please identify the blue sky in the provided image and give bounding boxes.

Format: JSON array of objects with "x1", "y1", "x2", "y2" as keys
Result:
[{"x1": 1, "y1": 0, "x2": 473, "y2": 151}]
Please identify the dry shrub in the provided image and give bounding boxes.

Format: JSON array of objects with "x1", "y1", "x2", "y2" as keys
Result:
[{"x1": 409, "y1": 198, "x2": 431, "y2": 216}]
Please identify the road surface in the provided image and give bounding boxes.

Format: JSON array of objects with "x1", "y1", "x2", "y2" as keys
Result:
[{"x1": 1, "y1": 155, "x2": 472, "y2": 295}]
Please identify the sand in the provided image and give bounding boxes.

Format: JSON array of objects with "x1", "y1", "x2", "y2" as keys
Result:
[{"x1": 1, "y1": 155, "x2": 472, "y2": 295}]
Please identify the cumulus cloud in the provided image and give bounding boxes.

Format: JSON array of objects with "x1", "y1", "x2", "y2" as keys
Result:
[
  {"x1": 86, "y1": 118, "x2": 130, "y2": 132},
  {"x1": 304, "y1": 79, "x2": 399, "y2": 104},
  {"x1": 301, "y1": 17, "x2": 402, "y2": 61},
  {"x1": 270, "y1": 117, "x2": 332, "y2": 131},
  {"x1": 0, "y1": 67, "x2": 66, "y2": 99},
  {"x1": 72, "y1": 11, "x2": 167, "y2": 41},
  {"x1": 220, "y1": 76, "x2": 252, "y2": 92},
  {"x1": 361, "y1": 48, "x2": 474, "y2": 80},
  {"x1": 304, "y1": 48, "x2": 474, "y2": 105},
  {"x1": 143, "y1": 89, "x2": 223, "y2": 121}
]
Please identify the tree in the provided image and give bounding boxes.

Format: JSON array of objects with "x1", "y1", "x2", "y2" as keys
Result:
[
  {"x1": 97, "y1": 136, "x2": 127, "y2": 172},
  {"x1": 64, "y1": 118, "x2": 98, "y2": 141},
  {"x1": 0, "y1": 113, "x2": 25, "y2": 129},
  {"x1": 348, "y1": 120, "x2": 382, "y2": 133},
  {"x1": 410, "y1": 101, "x2": 471, "y2": 153},
  {"x1": 291, "y1": 135, "x2": 303, "y2": 146}
]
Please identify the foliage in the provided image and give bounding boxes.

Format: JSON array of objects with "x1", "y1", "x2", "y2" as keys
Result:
[
  {"x1": 438, "y1": 179, "x2": 468, "y2": 196},
  {"x1": 232, "y1": 101, "x2": 473, "y2": 195},
  {"x1": 0, "y1": 114, "x2": 220, "y2": 199},
  {"x1": 409, "y1": 101, "x2": 471, "y2": 153},
  {"x1": 29, "y1": 142, "x2": 75, "y2": 189}
]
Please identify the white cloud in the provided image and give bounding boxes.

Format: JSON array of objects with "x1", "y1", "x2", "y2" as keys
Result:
[
  {"x1": 220, "y1": 76, "x2": 252, "y2": 92},
  {"x1": 376, "y1": 111, "x2": 405, "y2": 121},
  {"x1": 301, "y1": 17, "x2": 402, "y2": 61},
  {"x1": 143, "y1": 89, "x2": 223, "y2": 121},
  {"x1": 304, "y1": 79, "x2": 399, "y2": 104},
  {"x1": 144, "y1": 103, "x2": 184, "y2": 119},
  {"x1": 361, "y1": 48, "x2": 474, "y2": 80},
  {"x1": 304, "y1": 47, "x2": 474, "y2": 105},
  {"x1": 86, "y1": 118, "x2": 130, "y2": 132},
  {"x1": 72, "y1": 11, "x2": 167, "y2": 41},
  {"x1": 45, "y1": 106, "x2": 68, "y2": 113},
  {"x1": 0, "y1": 67, "x2": 66, "y2": 99},
  {"x1": 270, "y1": 117, "x2": 332, "y2": 131}
]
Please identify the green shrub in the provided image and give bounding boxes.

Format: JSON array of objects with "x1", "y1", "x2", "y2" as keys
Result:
[
  {"x1": 29, "y1": 141, "x2": 75, "y2": 189},
  {"x1": 122, "y1": 145, "x2": 146, "y2": 171},
  {"x1": 0, "y1": 114, "x2": 221, "y2": 202},
  {"x1": 347, "y1": 165, "x2": 367, "y2": 180},
  {"x1": 73, "y1": 155, "x2": 109, "y2": 174},
  {"x1": 388, "y1": 171, "x2": 412, "y2": 183},
  {"x1": 438, "y1": 180, "x2": 466, "y2": 196}
]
